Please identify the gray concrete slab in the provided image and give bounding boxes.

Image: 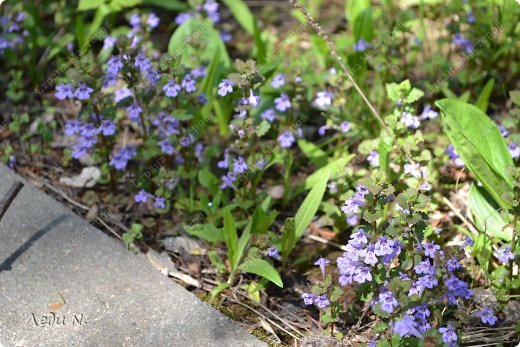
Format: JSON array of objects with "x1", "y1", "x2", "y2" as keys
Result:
[{"x1": 0, "y1": 164, "x2": 265, "y2": 347}]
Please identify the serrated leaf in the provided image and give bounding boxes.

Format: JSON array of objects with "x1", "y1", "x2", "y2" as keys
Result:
[
  {"x1": 436, "y1": 99, "x2": 514, "y2": 209},
  {"x1": 255, "y1": 120, "x2": 271, "y2": 137},
  {"x1": 239, "y1": 258, "x2": 283, "y2": 288}
]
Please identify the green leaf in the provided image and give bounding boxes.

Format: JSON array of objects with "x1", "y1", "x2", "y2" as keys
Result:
[
  {"x1": 223, "y1": 208, "x2": 239, "y2": 271},
  {"x1": 221, "y1": 0, "x2": 255, "y2": 35},
  {"x1": 142, "y1": 0, "x2": 187, "y2": 10},
  {"x1": 198, "y1": 169, "x2": 220, "y2": 195},
  {"x1": 252, "y1": 19, "x2": 267, "y2": 64},
  {"x1": 251, "y1": 201, "x2": 278, "y2": 234},
  {"x1": 168, "y1": 17, "x2": 230, "y2": 68},
  {"x1": 475, "y1": 79, "x2": 495, "y2": 112},
  {"x1": 295, "y1": 169, "x2": 331, "y2": 239},
  {"x1": 303, "y1": 154, "x2": 354, "y2": 190},
  {"x1": 280, "y1": 217, "x2": 296, "y2": 261},
  {"x1": 345, "y1": 0, "x2": 370, "y2": 24},
  {"x1": 353, "y1": 7, "x2": 374, "y2": 42},
  {"x1": 436, "y1": 99, "x2": 514, "y2": 209},
  {"x1": 239, "y1": 258, "x2": 283, "y2": 288},
  {"x1": 468, "y1": 184, "x2": 512, "y2": 241},
  {"x1": 87, "y1": 4, "x2": 112, "y2": 41},
  {"x1": 78, "y1": 0, "x2": 105, "y2": 11},
  {"x1": 378, "y1": 130, "x2": 393, "y2": 175},
  {"x1": 297, "y1": 138, "x2": 328, "y2": 167},
  {"x1": 185, "y1": 224, "x2": 225, "y2": 243}
]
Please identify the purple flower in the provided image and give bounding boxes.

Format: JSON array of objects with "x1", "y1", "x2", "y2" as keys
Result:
[
  {"x1": 163, "y1": 80, "x2": 182, "y2": 97},
  {"x1": 233, "y1": 156, "x2": 248, "y2": 174},
  {"x1": 175, "y1": 13, "x2": 193, "y2": 25},
  {"x1": 180, "y1": 135, "x2": 193, "y2": 147},
  {"x1": 110, "y1": 146, "x2": 137, "y2": 170},
  {"x1": 447, "y1": 258, "x2": 461, "y2": 272},
  {"x1": 266, "y1": 247, "x2": 279, "y2": 258},
  {"x1": 350, "y1": 229, "x2": 369, "y2": 246},
  {"x1": 65, "y1": 120, "x2": 84, "y2": 135},
  {"x1": 463, "y1": 236, "x2": 474, "y2": 247},
  {"x1": 146, "y1": 13, "x2": 160, "y2": 29},
  {"x1": 498, "y1": 125, "x2": 510, "y2": 138},
  {"x1": 453, "y1": 33, "x2": 473, "y2": 53},
  {"x1": 414, "y1": 259, "x2": 435, "y2": 275},
  {"x1": 220, "y1": 172, "x2": 236, "y2": 189},
  {"x1": 217, "y1": 79, "x2": 234, "y2": 96},
  {"x1": 495, "y1": 246, "x2": 515, "y2": 263},
  {"x1": 339, "y1": 121, "x2": 350, "y2": 132},
  {"x1": 274, "y1": 93, "x2": 291, "y2": 112},
  {"x1": 261, "y1": 108, "x2": 277, "y2": 122},
  {"x1": 314, "y1": 295, "x2": 330, "y2": 308},
  {"x1": 191, "y1": 66, "x2": 207, "y2": 79},
  {"x1": 127, "y1": 102, "x2": 142, "y2": 122},
  {"x1": 508, "y1": 142, "x2": 520, "y2": 159},
  {"x1": 400, "y1": 112, "x2": 420, "y2": 129},
  {"x1": 220, "y1": 30, "x2": 232, "y2": 42},
  {"x1": 271, "y1": 73, "x2": 285, "y2": 88},
  {"x1": 445, "y1": 275, "x2": 472, "y2": 304},
  {"x1": 129, "y1": 14, "x2": 141, "y2": 29},
  {"x1": 55, "y1": 84, "x2": 74, "y2": 100},
  {"x1": 318, "y1": 125, "x2": 328, "y2": 136},
  {"x1": 247, "y1": 89, "x2": 260, "y2": 108},
  {"x1": 181, "y1": 73, "x2": 197, "y2": 93},
  {"x1": 378, "y1": 290, "x2": 398, "y2": 313},
  {"x1": 114, "y1": 88, "x2": 133, "y2": 103},
  {"x1": 302, "y1": 293, "x2": 315, "y2": 305},
  {"x1": 353, "y1": 266, "x2": 372, "y2": 283},
  {"x1": 353, "y1": 38, "x2": 370, "y2": 52},
  {"x1": 419, "y1": 105, "x2": 438, "y2": 120},
  {"x1": 476, "y1": 307, "x2": 497, "y2": 326},
  {"x1": 408, "y1": 281, "x2": 424, "y2": 297},
  {"x1": 106, "y1": 55, "x2": 123, "y2": 75},
  {"x1": 367, "y1": 150, "x2": 379, "y2": 167},
  {"x1": 74, "y1": 83, "x2": 94, "y2": 100},
  {"x1": 418, "y1": 274, "x2": 438, "y2": 289},
  {"x1": 423, "y1": 242, "x2": 441, "y2": 259},
  {"x1": 393, "y1": 314, "x2": 423, "y2": 338},
  {"x1": 159, "y1": 140, "x2": 174, "y2": 155},
  {"x1": 134, "y1": 53, "x2": 151, "y2": 71},
  {"x1": 135, "y1": 189, "x2": 153, "y2": 203},
  {"x1": 154, "y1": 197, "x2": 166, "y2": 209},
  {"x1": 8, "y1": 156, "x2": 16, "y2": 169},
  {"x1": 404, "y1": 163, "x2": 421, "y2": 178},
  {"x1": 203, "y1": 0, "x2": 220, "y2": 23},
  {"x1": 362, "y1": 244, "x2": 378, "y2": 266},
  {"x1": 314, "y1": 91, "x2": 332, "y2": 108},
  {"x1": 218, "y1": 150, "x2": 230, "y2": 169},
  {"x1": 99, "y1": 119, "x2": 116, "y2": 136},
  {"x1": 103, "y1": 36, "x2": 116, "y2": 50},
  {"x1": 439, "y1": 325, "x2": 458, "y2": 343},
  {"x1": 374, "y1": 237, "x2": 394, "y2": 256},
  {"x1": 467, "y1": 11, "x2": 476, "y2": 23},
  {"x1": 278, "y1": 130, "x2": 295, "y2": 148},
  {"x1": 314, "y1": 257, "x2": 330, "y2": 275}
]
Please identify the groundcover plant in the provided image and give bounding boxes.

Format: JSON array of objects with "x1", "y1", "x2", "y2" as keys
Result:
[{"x1": 1, "y1": 0, "x2": 519, "y2": 345}]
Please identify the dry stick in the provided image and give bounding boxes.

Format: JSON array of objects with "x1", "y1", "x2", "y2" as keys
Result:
[{"x1": 0, "y1": 181, "x2": 24, "y2": 223}]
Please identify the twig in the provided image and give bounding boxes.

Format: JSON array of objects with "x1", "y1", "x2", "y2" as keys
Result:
[
  {"x1": 442, "y1": 196, "x2": 479, "y2": 235},
  {"x1": 307, "y1": 234, "x2": 347, "y2": 251},
  {"x1": 0, "y1": 181, "x2": 24, "y2": 223}
]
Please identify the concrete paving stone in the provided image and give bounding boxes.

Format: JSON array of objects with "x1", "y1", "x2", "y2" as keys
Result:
[{"x1": 0, "y1": 164, "x2": 266, "y2": 347}]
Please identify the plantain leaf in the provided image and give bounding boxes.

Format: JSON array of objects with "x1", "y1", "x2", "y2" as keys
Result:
[
  {"x1": 468, "y1": 184, "x2": 512, "y2": 241},
  {"x1": 223, "y1": 207, "x2": 239, "y2": 271},
  {"x1": 296, "y1": 169, "x2": 331, "y2": 239},
  {"x1": 185, "y1": 224, "x2": 225, "y2": 243},
  {"x1": 475, "y1": 79, "x2": 495, "y2": 112},
  {"x1": 298, "y1": 138, "x2": 328, "y2": 167},
  {"x1": 239, "y1": 258, "x2": 283, "y2": 288},
  {"x1": 436, "y1": 99, "x2": 514, "y2": 209},
  {"x1": 221, "y1": 0, "x2": 255, "y2": 35}
]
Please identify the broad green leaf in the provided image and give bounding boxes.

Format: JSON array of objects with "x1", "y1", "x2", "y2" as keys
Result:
[
  {"x1": 78, "y1": 0, "x2": 105, "y2": 11},
  {"x1": 280, "y1": 217, "x2": 296, "y2": 261},
  {"x1": 210, "y1": 282, "x2": 230, "y2": 300},
  {"x1": 295, "y1": 169, "x2": 331, "y2": 239},
  {"x1": 345, "y1": 0, "x2": 370, "y2": 24},
  {"x1": 109, "y1": 0, "x2": 142, "y2": 11},
  {"x1": 223, "y1": 208, "x2": 239, "y2": 271},
  {"x1": 239, "y1": 258, "x2": 283, "y2": 288},
  {"x1": 142, "y1": 0, "x2": 187, "y2": 10},
  {"x1": 378, "y1": 130, "x2": 393, "y2": 175},
  {"x1": 353, "y1": 7, "x2": 374, "y2": 41},
  {"x1": 297, "y1": 138, "x2": 328, "y2": 167},
  {"x1": 185, "y1": 224, "x2": 225, "y2": 243},
  {"x1": 468, "y1": 184, "x2": 512, "y2": 241},
  {"x1": 221, "y1": 0, "x2": 255, "y2": 35},
  {"x1": 475, "y1": 79, "x2": 495, "y2": 112},
  {"x1": 436, "y1": 99, "x2": 514, "y2": 209},
  {"x1": 304, "y1": 154, "x2": 354, "y2": 189},
  {"x1": 252, "y1": 18, "x2": 267, "y2": 64},
  {"x1": 168, "y1": 18, "x2": 230, "y2": 68},
  {"x1": 251, "y1": 199, "x2": 278, "y2": 234},
  {"x1": 198, "y1": 169, "x2": 219, "y2": 195},
  {"x1": 87, "y1": 5, "x2": 112, "y2": 41}
]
